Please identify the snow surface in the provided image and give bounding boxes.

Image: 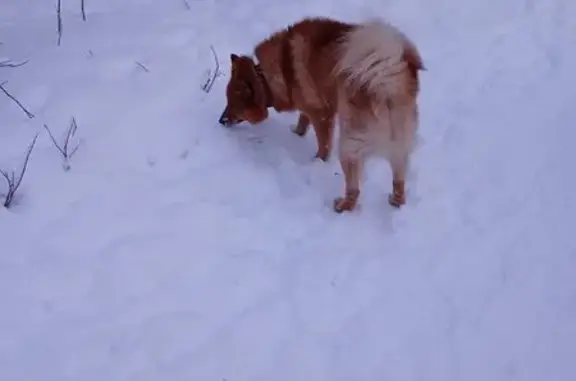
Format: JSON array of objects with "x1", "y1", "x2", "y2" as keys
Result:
[{"x1": 1, "y1": 0, "x2": 575, "y2": 380}]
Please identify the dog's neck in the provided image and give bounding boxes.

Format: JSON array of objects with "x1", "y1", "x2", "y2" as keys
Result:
[{"x1": 254, "y1": 64, "x2": 274, "y2": 108}]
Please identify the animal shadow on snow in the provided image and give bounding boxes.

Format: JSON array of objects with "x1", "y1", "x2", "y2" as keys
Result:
[
  {"x1": 223, "y1": 114, "x2": 345, "y2": 209},
  {"x1": 223, "y1": 116, "x2": 401, "y2": 230},
  {"x1": 225, "y1": 114, "x2": 324, "y2": 169}
]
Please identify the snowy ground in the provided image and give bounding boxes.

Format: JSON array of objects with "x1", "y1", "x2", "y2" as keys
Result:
[{"x1": 1, "y1": 0, "x2": 575, "y2": 380}]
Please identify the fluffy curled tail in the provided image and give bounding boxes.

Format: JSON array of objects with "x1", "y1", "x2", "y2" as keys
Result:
[{"x1": 334, "y1": 18, "x2": 424, "y2": 100}]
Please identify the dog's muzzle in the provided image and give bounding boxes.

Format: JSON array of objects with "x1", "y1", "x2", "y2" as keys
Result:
[
  {"x1": 218, "y1": 107, "x2": 230, "y2": 126},
  {"x1": 218, "y1": 106, "x2": 242, "y2": 127}
]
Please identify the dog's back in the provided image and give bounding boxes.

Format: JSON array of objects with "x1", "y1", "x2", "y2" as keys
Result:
[{"x1": 254, "y1": 17, "x2": 355, "y2": 113}]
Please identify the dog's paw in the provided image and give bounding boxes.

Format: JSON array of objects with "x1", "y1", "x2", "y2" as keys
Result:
[
  {"x1": 314, "y1": 149, "x2": 330, "y2": 162},
  {"x1": 291, "y1": 124, "x2": 308, "y2": 137},
  {"x1": 333, "y1": 197, "x2": 356, "y2": 213},
  {"x1": 333, "y1": 190, "x2": 360, "y2": 213},
  {"x1": 388, "y1": 193, "x2": 406, "y2": 208}
]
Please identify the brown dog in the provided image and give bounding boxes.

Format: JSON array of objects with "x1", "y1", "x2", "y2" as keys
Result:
[{"x1": 220, "y1": 17, "x2": 424, "y2": 213}]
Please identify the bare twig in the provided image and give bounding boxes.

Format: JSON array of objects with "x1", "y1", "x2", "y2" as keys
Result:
[
  {"x1": 0, "y1": 81, "x2": 35, "y2": 119},
  {"x1": 57, "y1": 0, "x2": 63, "y2": 45},
  {"x1": 81, "y1": 0, "x2": 87, "y2": 21},
  {"x1": 201, "y1": 45, "x2": 223, "y2": 93},
  {"x1": 135, "y1": 61, "x2": 150, "y2": 72},
  {"x1": 1, "y1": 134, "x2": 38, "y2": 208},
  {"x1": 43, "y1": 117, "x2": 82, "y2": 171},
  {"x1": 0, "y1": 59, "x2": 29, "y2": 68}
]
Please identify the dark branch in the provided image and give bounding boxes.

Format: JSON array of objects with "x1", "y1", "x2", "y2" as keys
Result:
[
  {"x1": 81, "y1": 0, "x2": 87, "y2": 21},
  {"x1": 0, "y1": 59, "x2": 29, "y2": 68},
  {"x1": 57, "y1": 0, "x2": 63, "y2": 46},
  {"x1": 0, "y1": 81, "x2": 35, "y2": 119},
  {"x1": 135, "y1": 61, "x2": 150, "y2": 72}
]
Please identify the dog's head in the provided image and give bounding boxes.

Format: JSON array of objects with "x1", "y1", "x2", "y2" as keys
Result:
[{"x1": 219, "y1": 54, "x2": 269, "y2": 126}]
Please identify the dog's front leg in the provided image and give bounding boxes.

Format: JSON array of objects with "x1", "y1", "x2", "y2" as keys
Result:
[
  {"x1": 310, "y1": 112, "x2": 335, "y2": 161},
  {"x1": 292, "y1": 113, "x2": 310, "y2": 136},
  {"x1": 334, "y1": 155, "x2": 362, "y2": 212}
]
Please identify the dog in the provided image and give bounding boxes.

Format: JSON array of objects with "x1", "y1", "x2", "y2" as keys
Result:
[{"x1": 220, "y1": 16, "x2": 424, "y2": 213}]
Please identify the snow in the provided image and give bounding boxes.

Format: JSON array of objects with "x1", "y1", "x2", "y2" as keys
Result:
[{"x1": 1, "y1": 0, "x2": 575, "y2": 380}]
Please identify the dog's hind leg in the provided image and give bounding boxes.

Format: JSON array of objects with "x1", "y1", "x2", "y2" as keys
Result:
[
  {"x1": 388, "y1": 153, "x2": 408, "y2": 207},
  {"x1": 387, "y1": 101, "x2": 417, "y2": 208},
  {"x1": 333, "y1": 106, "x2": 366, "y2": 212},
  {"x1": 334, "y1": 154, "x2": 362, "y2": 212}
]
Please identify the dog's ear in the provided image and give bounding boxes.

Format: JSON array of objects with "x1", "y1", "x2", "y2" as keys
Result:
[{"x1": 230, "y1": 53, "x2": 240, "y2": 62}]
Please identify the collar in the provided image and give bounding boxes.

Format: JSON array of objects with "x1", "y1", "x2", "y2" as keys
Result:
[{"x1": 254, "y1": 63, "x2": 274, "y2": 108}]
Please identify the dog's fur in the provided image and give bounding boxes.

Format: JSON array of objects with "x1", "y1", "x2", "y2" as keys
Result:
[{"x1": 222, "y1": 17, "x2": 424, "y2": 213}]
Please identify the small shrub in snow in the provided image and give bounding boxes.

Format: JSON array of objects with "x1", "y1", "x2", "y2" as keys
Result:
[
  {"x1": 44, "y1": 117, "x2": 82, "y2": 171},
  {"x1": 0, "y1": 134, "x2": 38, "y2": 208},
  {"x1": 201, "y1": 45, "x2": 223, "y2": 93}
]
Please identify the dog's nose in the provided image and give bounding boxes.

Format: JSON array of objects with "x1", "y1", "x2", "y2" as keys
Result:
[{"x1": 218, "y1": 108, "x2": 229, "y2": 125}]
